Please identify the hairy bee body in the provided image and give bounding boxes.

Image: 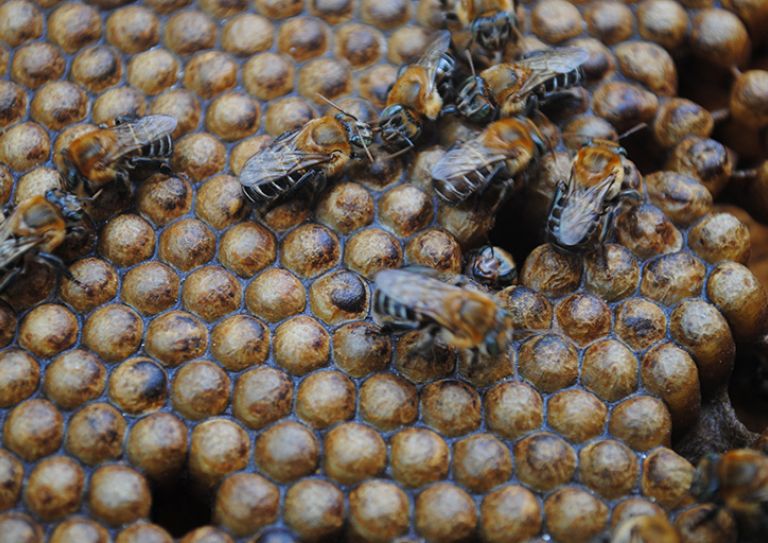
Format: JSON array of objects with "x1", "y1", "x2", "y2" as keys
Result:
[
  {"x1": 372, "y1": 267, "x2": 513, "y2": 356},
  {"x1": 546, "y1": 139, "x2": 639, "y2": 254},
  {"x1": 431, "y1": 117, "x2": 544, "y2": 203},
  {"x1": 64, "y1": 115, "x2": 177, "y2": 196},
  {"x1": 456, "y1": 47, "x2": 588, "y2": 122},
  {"x1": 379, "y1": 31, "x2": 454, "y2": 152},
  {"x1": 240, "y1": 114, "x2": 373, "y2": 207},
  {"x1": 0, "y1": 191, "x2": 87, "y2": 292},
  {"x1": 692, "y1": 449, "x2": 768, "y2": 535}
]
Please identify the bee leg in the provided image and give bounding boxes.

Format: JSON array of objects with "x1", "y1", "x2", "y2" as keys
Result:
[
  {"x1": 115, "y1": 169, "x2": 134, "y2": 197},
  {"x1": 128, "y1": 156, "x2": 174, "y2": 175}
]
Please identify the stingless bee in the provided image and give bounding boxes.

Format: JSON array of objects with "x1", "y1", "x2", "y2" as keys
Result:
[
  {"x1": 691, "y1": 449, "x2": 768, "y2": 535},
  {"x1": 440, "y1": 0, "x2": 519, "y2": 55},
  {"x1": 465, "y1": 245, "x2": 517, "y2": 290},
  {"x1": 239, "y1": 100, "x2": 374, "y2": 208},
  {"x1": 372, "y1": 267, "x2": 513, "y2": 359},
  {"x1": 378, "y1": 31, "x2": 455, "y2": 154},
  {"x1": 63, "y1": 114, "x2": 177, "y2": 197},
  {"x1": 0, "y1": 190, "x2": 88, "y2": 292},
  {"x1": 431, "y1": 117, "x2": 546, "y2": 204},
  {"x1": 546, "y1": 138, "x2": 641, "y2": 254},
  {"x1": 455, "y1": 47, "x2": 589, "y2": 122}
]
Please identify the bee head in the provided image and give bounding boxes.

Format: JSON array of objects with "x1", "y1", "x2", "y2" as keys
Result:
[
  {"x1": 469, "y1": 246, "x2": 517, "y2": 289},
  {"x1": 45, "y1": 189, "x2": 84, "y2": 223},
  {"x1": 690, "y1": 453, "x2": 722, "y2": 502},
  {"x1": 471, "y1": 12, "x2": 515, "y2": 52},
  {"x1": 378, "y1": 105, "x2": 422, "y2": 151},
  {"x1": 338, "y1": 115, "x2": 374, "y2": 152}
]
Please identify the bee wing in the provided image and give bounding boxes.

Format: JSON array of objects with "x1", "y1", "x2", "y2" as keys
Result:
[
  {"x1": 239, "y1": 129, "x2": 332, "y2": 189},
  {"x1": 0, "y1": 236, "x2": 40, "y2": 269},
  {"x1": 374, "y1": 268, "x2": 466, "y2": 327},
  {"x1": 418, "y1": 30, "x2": 452, "y2": 95},
  {"x1": 106, "y1": 115, "x2": 178, "y2": 162},
  {"x1": 431, "y1": 138, "x2": 508, "y2": 182},
  {"x1": 556, "y1": 173, "x2": 615, "y2": 246},
  {"x1": 516, "y1": 47, "x2": 589, "y2": 96}
]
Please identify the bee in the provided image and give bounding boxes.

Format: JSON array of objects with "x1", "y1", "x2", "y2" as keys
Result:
[
  {"x1": 378, "y1": 31, "x2": 455, "y2": 154},
  {"x1": 545, "y1": 138, "x2": 641, "y2": 254},
  {"x1": 455, "y1": 47, "x2": 589, "y2": 123},
  {"x1": 63, "y1": 114, "x2": 177, "y2": 196},
  {"x1": 441, "y1": 0, "x2": 519, "y2": 55},
  {"x1": 0, "y1": 190, "x2": 88, "y2": 293},
  {"x1": 239, "y1": 103, "x2": 374, "y2": 208},
  {"x1": 691, "y1": 449, "x2": 768, "y2": 535},
  {"x1": 465, "y1": 245, "x2": 517, "y2": 290},
  {"x1": 372, "y1": 267, "x2": 513, "y2": 359},
  {"x1": 431, "y1": 117, "x2": 546, "y2": 204}
]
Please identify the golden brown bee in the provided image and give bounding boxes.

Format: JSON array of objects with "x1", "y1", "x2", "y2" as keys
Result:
[
  {"x1": 441, "y1": 0, "x2": 519, "y2": 54},
  {"x1": 465, "y1": 245, "x2": 517, "y2": 290},
  {"x1": 0, "y1": 190, "x2": 88, "y2": 292},
  {"x1": 239, "y1": 109, "x2": 374, "y2": 208},
  {"x1": 546, "y1": 138, "x2": 641, "y2": 254},
  {"x1": 378, "y1": 31, "x2": 455, "y2": 153},
  {"x1": 64, "y1": 114, "x2": 177, "y2": 196},
  {"x1": 456, "y1": 47, "x2": 589, "y2": 122},
  {"x1": 431, "y1": 117, "x2": 545, "y2": 204},
  {"x1": 372, "y1": 267, "x2": 513, "y2": 359},
  {"x1": 691, "y1": 449, "x2": 768, "y2": 535}
]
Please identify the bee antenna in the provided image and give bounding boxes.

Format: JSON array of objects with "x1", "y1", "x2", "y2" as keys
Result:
[
  {"x1": 618, "y1": 123, "x2": 646, "y2": 141},
  {"x1": 360, "y1": 131, "x2": 374, "y2": 163},
  {"x1": 382, "y1": 145, "x2": 412, "y2": 160},
  {"x1": 464, "y1": 49, "x2": 476, "y2": 77},
  {"x1": 315, "y1": 93, "x2": 359, "y2": 121}
]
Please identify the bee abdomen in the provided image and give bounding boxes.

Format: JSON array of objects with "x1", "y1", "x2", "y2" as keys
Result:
[
  {"x1": 242, "y1": 169, "x2": 315, "y2": 205},
  {"x1": 434, "y1": 164, "x2": 499, "y2": 203},
  {"x1": 539, "y1": 68, "x2": 585, "y2": 99},
  {"x1": 374, "y1": 290, "x2": 421, "y2": 324},
  {"x1": 139, "y1": 134, "x2": 174, "y2": 159}
]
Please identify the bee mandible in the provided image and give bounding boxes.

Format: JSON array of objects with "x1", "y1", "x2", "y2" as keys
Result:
[
  {"x1": 378, "y1": 31, "x2": 455, "y2": 155},
  {"x1": 0, "y1": 190, "x2": 88, "y2": 293},
  {"x1": 431, "y1": 116, "x2": 546, "y2": 204},
  {"x1": 239, "y1": 100, "x2": 374, "y2": 208},
  {"x1": 546, "y1": 138, "x2": 641, "y2": 254},
  {"x1": 63, "y1": 114, "x2": 177, "y2": 197},
  {"x1": 441, "y1": 0, "x2": 520, "y2": 55},
  {"x1": 691, "y1": 449, "x2": 768, "y2": 535},
  {"x1": 456, "y1": 47, "x2": 589, "y2": 123},
  {"x1": 465, "y1": 245, "x2": 517, "y2": 290},
  {"x1": 372, "y1": 267, "x2": 513, "y2": 359}
]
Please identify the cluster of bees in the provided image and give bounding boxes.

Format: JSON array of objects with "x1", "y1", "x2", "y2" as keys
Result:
[{"x1": 2, "y1": 1, "x2": 768, "y2": 539}]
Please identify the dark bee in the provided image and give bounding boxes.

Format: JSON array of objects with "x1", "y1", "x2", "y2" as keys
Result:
[
  {"x1": 441, "y1": 0, "x2": 519, "y2": 55},
  {"x1": 63, "y1": 114, "x2": 177, "y2": 197},
  {"x1": 465, "y1": 245, "x2": 517, "y2": 290},
  {"x1": 546, "y1": 139, "x2": 641, "y2": 254},
  {"x1": 0, "y1": 190, "x2": 88, "y2": 292},
  {"x1": 239, "y1": 109, "x2": 373, "y2": 208},
  {"x1": 456, "y1": 47, "x2": 589, "y2": 123},
  {"x1": 378, "y1": 31, "x2": 455, "y2": 154},
  {"x1": 691, "y1": 449, "x2": 768, "y2": 536},
  {"x1": 372, "y1": 267, "x2": 513, "y2": 358},
  {"x1": 431, "y1": 117, "x2": 545, "y2": 204}
]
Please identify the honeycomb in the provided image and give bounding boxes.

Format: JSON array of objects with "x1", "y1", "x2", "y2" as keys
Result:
[{"x1": 0, "y1": 0, "x2": 767, "y2": 542}]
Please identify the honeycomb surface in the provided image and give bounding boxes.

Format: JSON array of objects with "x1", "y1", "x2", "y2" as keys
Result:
[{"x1": 0, "y1": 0, "x2": 767, "y2": 542}]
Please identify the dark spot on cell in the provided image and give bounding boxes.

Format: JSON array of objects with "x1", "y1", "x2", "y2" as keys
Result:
[{"x1": 330, "y1": 273, "x2": 366, "y2": 313}]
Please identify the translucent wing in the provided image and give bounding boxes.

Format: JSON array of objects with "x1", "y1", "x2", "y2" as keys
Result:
[
  {"x1": 557, "y1": 173, "x2": 615, "y2": 246},
  {"x1": 431, "y1": 138, "x2": 508, "y2": 182},
  {"x1": 375, "y1": 268, "x2": 467, "y2": 329},
  {"x1": 106, "y1": 115, "x2": 178, "y2": 162},
  {"x1": 0, "y1": 236, "x2": 40, "y2": 270},
  {"x1": 239, "y1": 128, "x2": 332, "y2": 190},
  {"x1": 418, "y1": 30, "x2": 452, "y2": 95},
  {"x1": 515, "y1": 47, "x2": 589, "y2": 96}
]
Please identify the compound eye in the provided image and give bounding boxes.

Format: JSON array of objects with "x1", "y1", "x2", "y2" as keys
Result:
[{"x1": 24, "y1": 204, "x2": 57, "y2": 228}]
